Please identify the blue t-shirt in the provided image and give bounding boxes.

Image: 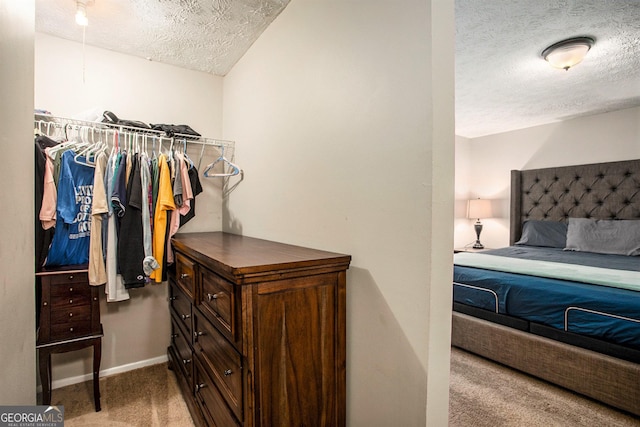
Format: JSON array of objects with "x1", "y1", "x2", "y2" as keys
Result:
[{"x1": 45, "y1": 150, "x2": 95, "y2": 266}]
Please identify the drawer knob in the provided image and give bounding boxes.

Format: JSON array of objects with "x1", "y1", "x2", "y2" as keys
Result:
[
  {"x1": 69, "y1": 313, "x2": 73, "y2": 317},
  {"x1": 180, "y1": 273, "x2": 189, "y2": 279},
  {"x1": 69, "y1": 299, "x2": 73, "y2": 304},
  {"x1": 195, "y1": 383, "x2": 207, "y2": 393},
  {"x1": 69, "y1": 287, "x2": 73, "y2": 292},
  {"x1": 69, "y1": 327, "x2": 74, "y2": 332},
  {"x1": 43, "y1": 302, "x2": 48, "y2": 306},
  {"x1": 169, "y1": 296, "x2": 177, "y2": 301},
  {"x1": 207, "y1": 293, "x2": 218, "y2": 302},
  {"x1": 224, "y1": 369, "x2": 232, "y2": 377},
  {"x1": 69, "y1": 275, "x2": 74, "y2": 280},
  {"x1": 182, "y1": 359, "x2": 191, "y2": 365},
  {"x1": 194, "y1": 331, "x2": 204, "y2": 338},
  {"x1": 181, "y1": 314, "x2": 191, "y2": 320}
]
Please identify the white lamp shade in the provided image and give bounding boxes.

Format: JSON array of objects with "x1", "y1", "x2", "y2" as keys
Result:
[{"x1": 467, "y1": 199, "x2": 492, "y2": 219}]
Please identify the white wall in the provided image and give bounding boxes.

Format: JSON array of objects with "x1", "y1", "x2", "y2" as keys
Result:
[
  {"x1": 34, "y1": 33, "x2": 225, "y2": 384},
  {"x1": 453, "y1": 135, "x2": 471, "y2": 248},
  {"x1": 455, "y1": 107, "x2": 640, "y2": 248},
  {"x1": 0, "y1": 0, "x2": 36, "y2": 405},
  {"x1": 223, "y1": 0, "x2": 454, "y2": 426}
]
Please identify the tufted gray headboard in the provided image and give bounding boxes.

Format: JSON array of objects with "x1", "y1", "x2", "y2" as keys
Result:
[{"x1": 509, "y1": 159, "x2": 640, "y2": 245}]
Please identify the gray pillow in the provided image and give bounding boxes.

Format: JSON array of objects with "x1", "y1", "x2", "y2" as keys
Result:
[
  {"x1": 565, "y1": 218, "x2": 640, "y2": 256},
  {"x1": 515, "y1": 220, "x2": 567, "y2": 248}
]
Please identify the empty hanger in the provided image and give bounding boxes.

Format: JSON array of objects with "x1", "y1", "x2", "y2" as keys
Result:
[{"x1": 203, "y1": 145, "x2": 241, "y2": 178}]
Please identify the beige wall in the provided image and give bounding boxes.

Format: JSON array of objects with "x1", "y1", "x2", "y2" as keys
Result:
[
  {"x1": 454, "y1": 106, "x2": 640, "y2": 248},
  {"x1": 34, "y1": 33, "x2": 225, "y2": 384},
  {"x1": 32, "y1": 2, "x2": 457, "y2": 424},
  {"x1": 0, "y1": 0, "x2": 36, "y2": 404},
  {"x1": 222, "y1": 0, "x2": 454, "y2": 425}
]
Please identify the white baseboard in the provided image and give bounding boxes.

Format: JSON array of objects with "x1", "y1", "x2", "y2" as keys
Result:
[{"x1": 50, "y1": 355, "x2": 168, "y2": 390}]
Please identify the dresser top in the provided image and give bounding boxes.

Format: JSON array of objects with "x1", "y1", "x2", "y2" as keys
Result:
[{"x1": 171, "y1": 232, "x2": 351, "y2": 283}]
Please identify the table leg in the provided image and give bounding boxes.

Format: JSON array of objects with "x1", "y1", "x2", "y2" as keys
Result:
[
  {"x1": 39, "y1": 349, "x2": 52, "y2": 405},
  {"x1": 93, "y1": 339, "x2": 102, "y2": 412}
]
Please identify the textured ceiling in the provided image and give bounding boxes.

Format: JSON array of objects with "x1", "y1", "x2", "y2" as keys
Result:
[
  {"x1": 455, "y1": 0, "x2": 640, "y2": 138},
  {"x1": 36, "y1": 0, "x2": 640, "y2": 138},
  {"x1": 35, "y1": 0, "x2": 290, "y2": 76}
]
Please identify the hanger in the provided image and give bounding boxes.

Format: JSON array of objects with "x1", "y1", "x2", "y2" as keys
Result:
[
  {"x1": 46, "y1": 125, "x2": 88, "y2": 160},
  {"x1": 203, "y1": 145, "x2": 242, "y2": 178},
  {"x1": 197, "y1": 142, "x2": 206, "y2": 170},
  {"x1": 73, "y1": 126, "x2": 101, "y2": 167}
]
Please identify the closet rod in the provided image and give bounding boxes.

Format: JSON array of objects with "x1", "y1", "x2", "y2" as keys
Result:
[{"x1": 34, "y1": 114, "x2": 235, "y2": 149}]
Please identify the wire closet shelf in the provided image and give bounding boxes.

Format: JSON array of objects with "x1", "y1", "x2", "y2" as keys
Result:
[{"x1": 34, "y1": 113, "x2": 243, "y2": 194}]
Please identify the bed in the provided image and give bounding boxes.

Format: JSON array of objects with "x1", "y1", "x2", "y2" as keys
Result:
[{"x1": 451, "y1": 159, "x2": 640, "y2": 417}]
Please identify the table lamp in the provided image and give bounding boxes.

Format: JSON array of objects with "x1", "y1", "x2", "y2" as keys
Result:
[{"x1": 467, "y1": 198, "x2": 492, "y2": 249}]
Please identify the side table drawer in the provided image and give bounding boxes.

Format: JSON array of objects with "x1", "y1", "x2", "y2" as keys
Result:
[
  {"x1": 50, "y1": 292, "x2": 91, "y2": 309},
  {"x1": 51, "y1": 305, "x2": 91, "y2": 324},
  {"x1": 51, "y1": 320, "x2": 92, "y2": 340},
  {"x1": 48, "y1": 271, "x2": 88, "y2": 286}
]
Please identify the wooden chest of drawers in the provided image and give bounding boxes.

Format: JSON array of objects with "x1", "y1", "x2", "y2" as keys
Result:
[{"x1": 167, "y1": 232, "x2": 351, "y2": 427}]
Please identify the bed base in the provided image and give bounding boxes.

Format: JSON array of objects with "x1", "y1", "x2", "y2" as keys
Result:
[{"x1": 452, "y1": 311, "x2": 640, "y2": 417}]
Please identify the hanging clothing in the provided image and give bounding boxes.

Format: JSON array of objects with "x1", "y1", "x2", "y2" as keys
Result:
[
  {"x1": 180, "y1": 164, "x2": 203, "y2": 227},
  {"x1": 166, "y1": 153, "x2": 194, "y2": 264},
  {"x1": 88, "y1": 152, "x2": 108, "y2": 286},
  {"x1": 39, "y1": 147, "x2": 58, "y2": 231},
  {"x1": 149, "y1": 154, "x2": 175, "y2": 283},
  {"x1": 35, "y1": 135, "x2": 59, "y2": 270},
  {"x1": 118, "y1": 154, "x2": 146, "y2": 288},
  {"x1": 45, "y1": 150, "x2": 94, "y2": 267},
  {"x1": 140, "y1": 153, "x2": 159, "y2": 276},
  {"x1": 105, "y1": 151, "x2": 130, "y2": 302}
]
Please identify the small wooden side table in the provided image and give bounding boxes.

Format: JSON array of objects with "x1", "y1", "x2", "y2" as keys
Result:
[{"x1": 36, "y1": 266, "x2": 103, "y2": 412}]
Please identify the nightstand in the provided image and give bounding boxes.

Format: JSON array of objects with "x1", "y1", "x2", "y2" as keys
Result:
[{"x1": 454, "y1": 247, "x2": 492, "y2": 253}]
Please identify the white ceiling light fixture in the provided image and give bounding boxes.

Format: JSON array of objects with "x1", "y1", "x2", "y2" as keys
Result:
[
  {"x1": 75, "y1": 0, "x2": 93, "y2": 26},
  {"x1": 542, "y1": 37, "x2": 595, "y2": 71}
]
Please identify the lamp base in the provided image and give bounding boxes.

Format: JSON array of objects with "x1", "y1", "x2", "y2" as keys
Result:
[{"x1": 473, "y1": 220, "x2": 484, "y2": 249}]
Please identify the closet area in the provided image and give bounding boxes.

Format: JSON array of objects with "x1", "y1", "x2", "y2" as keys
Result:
[
  {"x1": 34, "y1": 112, "x2": 241, "y2": 413},
  {"x1": 34, "y1": 22, "x2": 351, "y2": 426}
]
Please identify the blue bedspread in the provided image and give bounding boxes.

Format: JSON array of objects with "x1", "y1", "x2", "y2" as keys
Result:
[{"x1": 453, "y1": 247, "x2": 640, "y2": 350}]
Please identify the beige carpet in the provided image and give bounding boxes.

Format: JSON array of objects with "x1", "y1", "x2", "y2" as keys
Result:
[
  {"x1": 51, "y1": 351, "x2": 639, "y2": 426},
  {"x1": 449, "y1": 347, "x2": 640, "y2": 426},
  {"x1": 50, "y1": 363, "x2": 194, "y2": 427}
]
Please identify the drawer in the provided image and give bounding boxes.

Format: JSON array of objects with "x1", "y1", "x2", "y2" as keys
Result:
[
  {"x1": 169, "y1": 281, "x2": 192, "y2": 337},
  {"x1": 51, "y1": 305, "x2": 91, "y2": 324},
  {"x1": 50, "y1": 319, "x2": 92, "y2": 340},
  {"x1": 49, "y1": 282, "x2": 91, "y2": 298},
  {"x1": 47, "y1": 271, "x2": 88, "y2": 286},
  {"x1": 194, "y1": 358, "x2": 240, "y2": 427},
  {"x1": 171, "y1": 320, "x2": 193, "y2": 382},
  {"x1": 175, "y1": 252, "x2": 196, "y2": 300},
  {"x1": 50, "y1": 292, "x2": 91, "y2": 309},
  {"x1": 199, "y1": 268, "x2": 236, "y2": 342},
  {"x1": 193, "y1": 311, "x2": 243, "y2": 420}
]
